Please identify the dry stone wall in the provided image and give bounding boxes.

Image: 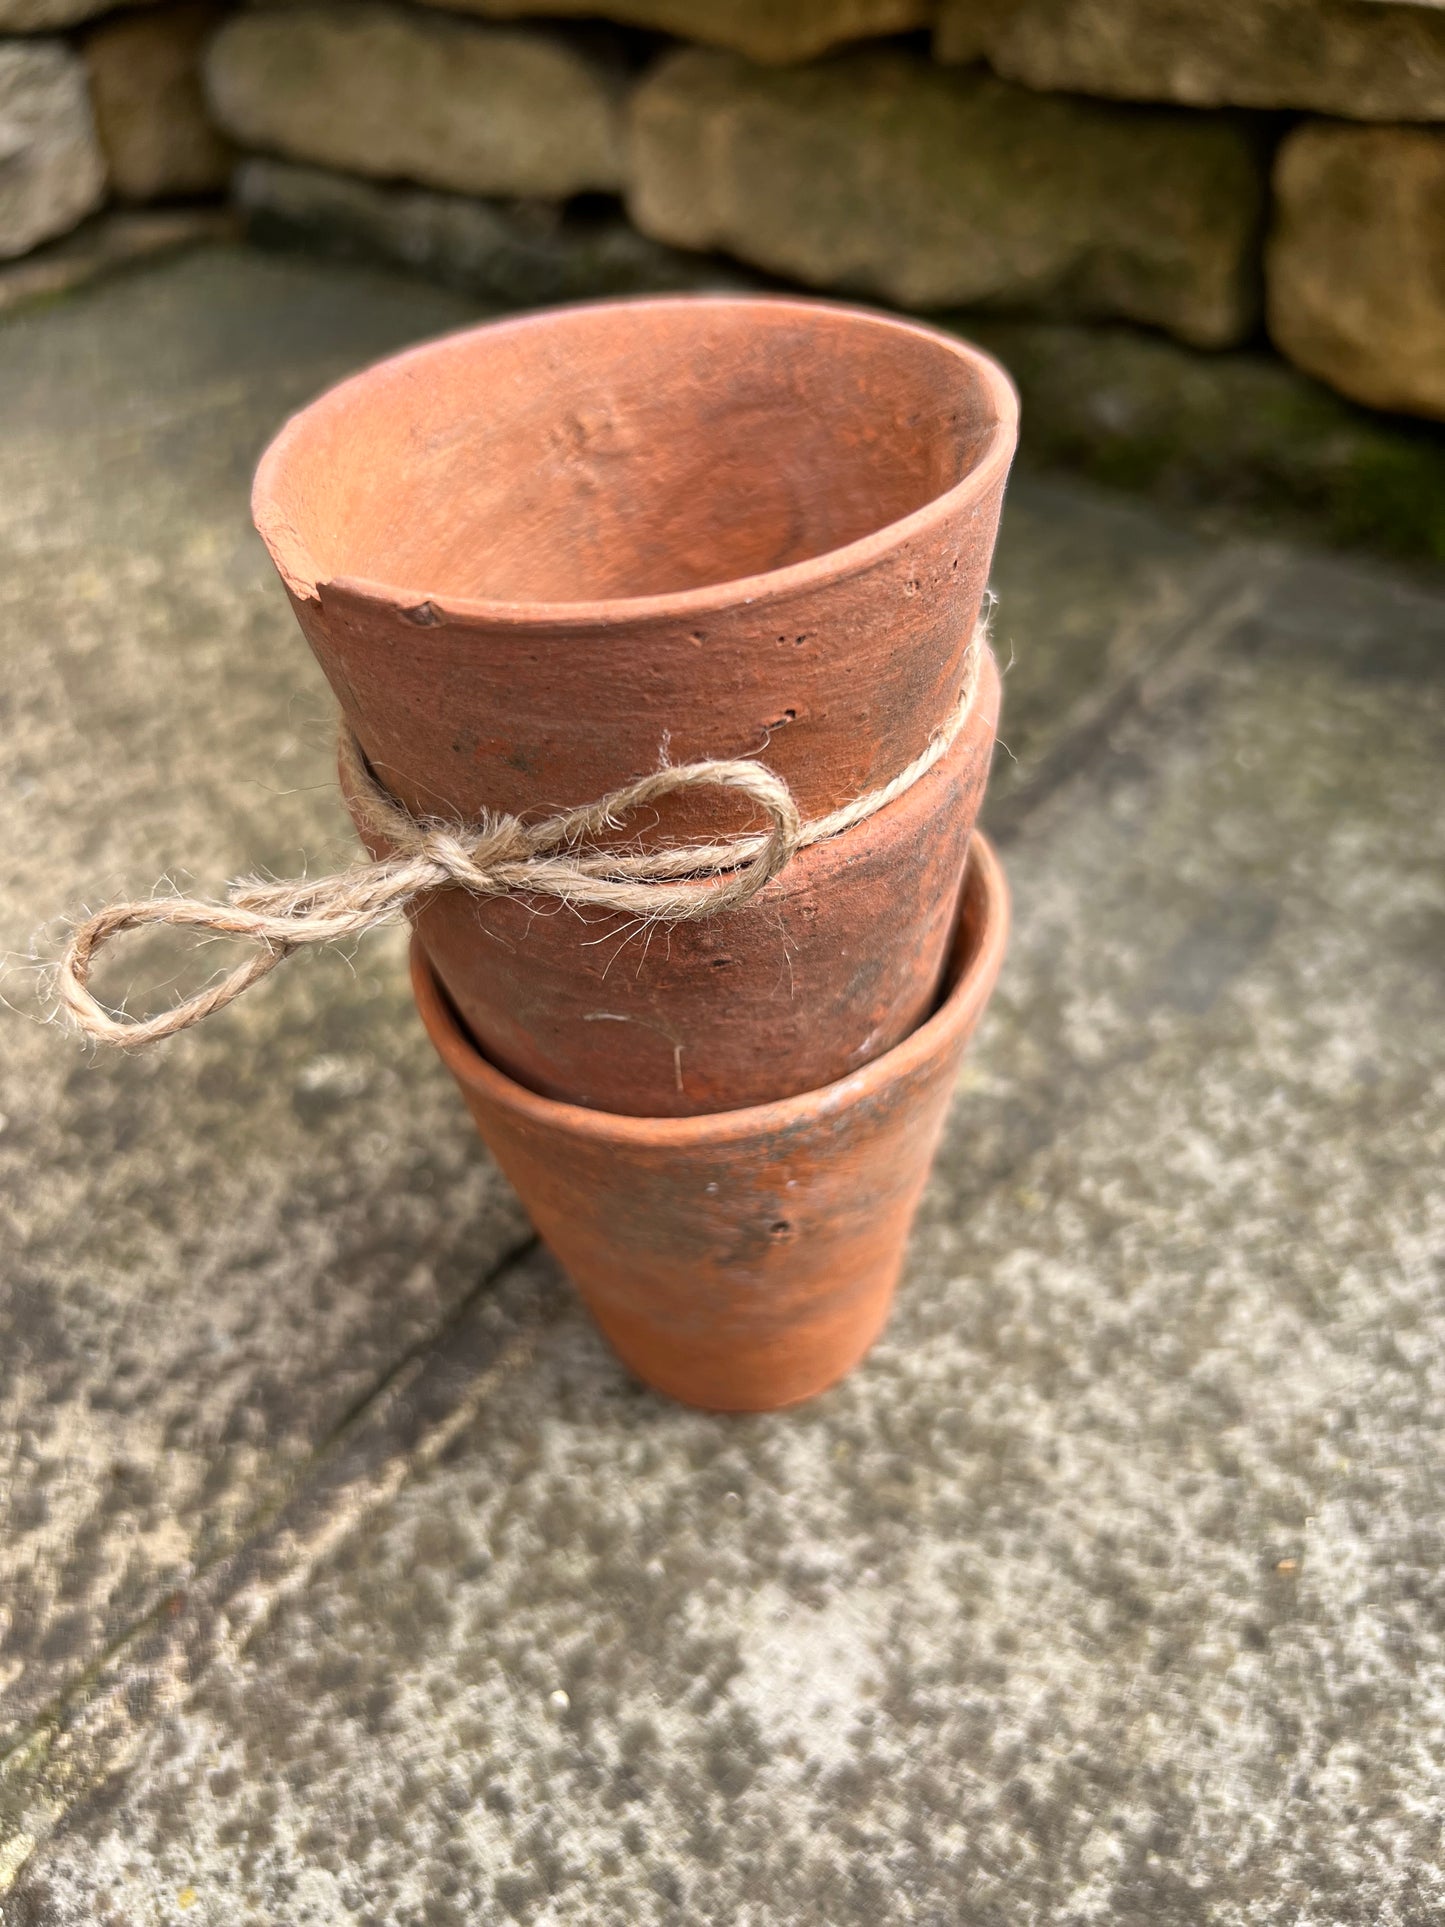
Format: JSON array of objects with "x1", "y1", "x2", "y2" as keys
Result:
[{"x1": 0, "y1": 0, "x2": 1441, "y2": 434}]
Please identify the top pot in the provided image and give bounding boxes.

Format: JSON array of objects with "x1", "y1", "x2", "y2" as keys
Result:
[{"x1": 252, "y1": 296, "x2": 1017, "y2": 840}]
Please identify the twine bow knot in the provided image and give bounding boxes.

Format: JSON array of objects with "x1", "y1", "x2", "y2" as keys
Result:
[{"x1": 55, "y1": 625, "x2": 983, "y2": 1050}]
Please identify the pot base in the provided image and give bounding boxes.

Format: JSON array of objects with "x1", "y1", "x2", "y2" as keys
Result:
[
  {"x1": 590, "y1": 1258, "x2": 902, "y2": 1413},
  {"x1": 411, "y1": 835, "x2": 1010, "y2": 1412}
]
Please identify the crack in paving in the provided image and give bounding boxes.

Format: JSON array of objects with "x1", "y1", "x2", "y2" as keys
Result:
[{"x1": 0, "y1": 1230, "x2": 542, "y2": 1891}]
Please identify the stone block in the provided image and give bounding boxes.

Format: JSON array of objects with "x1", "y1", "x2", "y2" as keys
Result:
[
  {"x1": 1267, "y1": 122, "x2": 1445, "y2": 421},
  {"x1": 0, "y1": 204, "x2": 235, "y2": 313},
  {"x1": 0, "y1": 40, "x2": 106, "y2": 260},
  {"x1": 205, "y1": 0, "x2": 624, "y2": 200},
  {"x1": 84, "y1": 1, "x2": 231, "y2": 202},
  {"x1": 937, "y1": 0, "x2": 1445, "y2": 121},
  {"x1": 629, "y1": 47, "x2": 1263, "y2": 346},
  {"x1": 0, "y1": 246, "x2": 531, "y2": 1759}
]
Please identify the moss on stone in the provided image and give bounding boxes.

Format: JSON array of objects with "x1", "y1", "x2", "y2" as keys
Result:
[{"x1": 956, "y1": 315, "x2": 1445, "y2": 565}]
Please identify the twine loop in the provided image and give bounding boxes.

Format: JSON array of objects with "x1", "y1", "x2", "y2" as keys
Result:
[{"x1": 56, "y1": 625, "x2": 983, "y2": 1050}]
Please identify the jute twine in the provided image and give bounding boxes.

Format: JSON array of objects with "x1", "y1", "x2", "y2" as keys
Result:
[{"x1": 56, "y1": 624, "x2": 984, "y2": 1051}]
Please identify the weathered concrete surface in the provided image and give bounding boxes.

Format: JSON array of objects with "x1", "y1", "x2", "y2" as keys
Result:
[
  {"x1": 83, "y1": 1, "x2": 231, "y2": 204},
  {"x1": 4, "y1": 249, "x2": 1445, "y2": 1921},
  {"x1": 0, "y1": 0, "x2": 150, "y2": 28},
  {"x1": 0, "y1": 247, "x2": 1185, "y2": 1884},
  {"x1": 0, "y1": 250, "x2": 534, "y2": 1769},
  {"x1": 960, "y1": 316, "x2": 1445, "y2": 570}
]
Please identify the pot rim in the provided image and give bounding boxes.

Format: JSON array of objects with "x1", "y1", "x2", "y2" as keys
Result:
[
  {"x1": 253, "y1": 293, "x2": 1020, "y2": 627},
  {"x1": 410, "y1": 832, "x2": 1009, "y2": 1146}
]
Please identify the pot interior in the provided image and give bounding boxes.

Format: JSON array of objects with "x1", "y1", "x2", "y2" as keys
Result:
[{"x1": 258, "y1": 299, "x2": 1010, "y2": 607}]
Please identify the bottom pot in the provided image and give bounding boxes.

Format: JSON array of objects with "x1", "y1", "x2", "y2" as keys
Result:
[{"x1": 410, "y1": 834, "x2": 1010, "y2": 1412}]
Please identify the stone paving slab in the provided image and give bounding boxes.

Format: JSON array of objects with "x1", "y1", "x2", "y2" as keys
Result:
[
  {"x1": 3, "y1": 249, "x2": 1443, "y2": 1922},
  {"x1": 0, "y1": 250, "x2": 531, "y2": 1761}
]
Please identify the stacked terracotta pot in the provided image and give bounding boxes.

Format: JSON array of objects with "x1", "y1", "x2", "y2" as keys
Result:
[{"x1": 253, "y1": 297, "x2": 1017, "y2": 1411}]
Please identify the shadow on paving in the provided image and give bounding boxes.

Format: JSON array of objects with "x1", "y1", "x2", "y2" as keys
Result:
[{"x1": 2, "y1": 247, "x2": 1442, "y2": 1924}]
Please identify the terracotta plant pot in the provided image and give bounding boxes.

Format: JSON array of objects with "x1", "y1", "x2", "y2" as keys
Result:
[
  {"x1": 254, "y1": 295, "x2": 1016, "y2": 826},
  {"x1": 255, "y1": 296, "x2": 1016, "y2": 1111},
  {"x1": 349, "y1": 647, "x2": 1001, "y2": 1116},
  {"x1": 411, "y1": 834, "x2": 1010, "y2": 1412}
]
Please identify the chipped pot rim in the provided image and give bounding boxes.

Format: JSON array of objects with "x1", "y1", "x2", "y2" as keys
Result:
[{"x1": 252, "y1": 292, "x2": 1020, "y2": 629}]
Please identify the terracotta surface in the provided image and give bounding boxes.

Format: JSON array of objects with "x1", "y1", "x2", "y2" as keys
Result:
[
  {"x1": 349, "y1": 646, "x2": 1000, "y2": 1116},
  {"x1": 256, "y1": 294, "x2": 1015, "y2": 1109},
  {"x1": 410, "y1": 834, "x2": 1010, "y2": 1412},
  {"x1": 252, "y1": 295, "x2": 1017, "y2": 836}
]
